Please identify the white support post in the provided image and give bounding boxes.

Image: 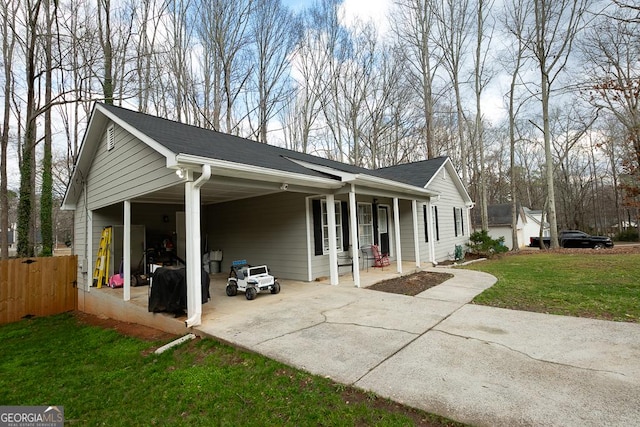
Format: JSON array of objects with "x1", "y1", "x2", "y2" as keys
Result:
[
  {"x1": 87, "y1": 209, "x2": 93, "y2": 291},
  {"x1": 326, "y1": 194, "x2": 339, "y2": 285},
  {"x1": 412, "y1": 199, "x2": 420, "y2": 269},
  {"x1": 124, "y1": 200, "x2": 131, "y2": 301},
  {"x1": 349, "y1": 188, "x2": 360, "y2": 287},
  {"x1": 427, "y1": 200, "x2": 437, "y2": 265},
  {"x1": 393, "y1": 197, "x2": 402, "y2": 274}
]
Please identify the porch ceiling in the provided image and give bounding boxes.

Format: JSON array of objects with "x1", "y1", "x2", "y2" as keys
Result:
[{"x1": 131, "y1": 179, "x2": 279, "y2": 205}]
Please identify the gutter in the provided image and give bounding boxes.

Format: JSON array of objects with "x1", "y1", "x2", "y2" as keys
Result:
[{"x1": 184, "y1": 164, "x2": 211, "y2": 328}]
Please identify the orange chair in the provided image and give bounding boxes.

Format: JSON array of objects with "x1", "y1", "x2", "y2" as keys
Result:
[{"x1": 371, "y1": 245, "x2": 390, "y2": 268}]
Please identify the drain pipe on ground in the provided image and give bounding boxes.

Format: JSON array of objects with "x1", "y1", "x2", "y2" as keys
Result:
[
  {"x1": 185, "y1": 164, "x2": 212, "y2": 328},
  {"x1": 154, "y1": 333, "x2": 197, "y2": 354}
]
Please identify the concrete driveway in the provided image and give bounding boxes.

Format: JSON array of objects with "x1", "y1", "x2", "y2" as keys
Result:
[{"x1": 195, "y1": 267, "x2": 640, "y2": 426}]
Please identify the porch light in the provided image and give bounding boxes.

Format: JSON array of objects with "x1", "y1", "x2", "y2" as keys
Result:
[{"x1": 176, "y1": 168, "x2": 186, "y2": 179}]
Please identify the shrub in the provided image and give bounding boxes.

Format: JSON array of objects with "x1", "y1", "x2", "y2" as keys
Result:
[
  {"x1": 467, "y1": 230, "x2": 508, "y2": 258},
  {"x1": 615, "y1": 229, "x2": 639, "y2": 242}
]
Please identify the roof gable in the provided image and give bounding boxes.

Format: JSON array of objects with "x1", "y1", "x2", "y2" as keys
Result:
[{"x1": 375, "y1": 157, "x2": 473, "y2": 206}]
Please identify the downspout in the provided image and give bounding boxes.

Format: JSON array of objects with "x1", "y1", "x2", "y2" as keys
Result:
[{"x1": 185, "y1": 165, "x2": 211, "y2": 328}]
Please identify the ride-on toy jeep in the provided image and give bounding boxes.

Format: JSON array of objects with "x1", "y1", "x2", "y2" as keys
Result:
[{"x1": 226, "y1": 260, "x2": 280, "y2": 300}]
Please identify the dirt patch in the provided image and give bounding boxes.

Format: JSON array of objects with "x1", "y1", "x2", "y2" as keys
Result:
[
  {"x1": 367, "y1": 271, "x2": 454, "y2": 296},
  {"x1": 74, "y1": 311, "x2": 178, "y2": 342}
]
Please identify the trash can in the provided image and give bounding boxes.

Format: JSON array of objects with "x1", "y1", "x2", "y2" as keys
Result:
[{"x1": 209, "y1": 250, "x2": 223, "y2": 273}]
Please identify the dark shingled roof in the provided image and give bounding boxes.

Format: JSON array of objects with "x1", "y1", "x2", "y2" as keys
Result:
[
  {"x1": 374, "y1": 157, "x2": 448, "y2": 187},
  {"x1": 474, "y1": 203, "x2": 522, "y2": 226},
  {"x1": 99, "y1": 103, "x2": 446, "y2": 187}
]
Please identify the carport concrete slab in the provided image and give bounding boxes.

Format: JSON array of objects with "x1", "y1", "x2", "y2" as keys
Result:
[
  {"x1": 356, "y1": 330, "x2": 640, "y2": 427},
  {"x1": 436, "y1": 304, "x2": 640, "y2": 378},
  {"x1": 199, "y1": 283, "x2": 349, "y2": 347},
  {"x1": 254, "y1": 322, "x2": 417, "y2": 384}
]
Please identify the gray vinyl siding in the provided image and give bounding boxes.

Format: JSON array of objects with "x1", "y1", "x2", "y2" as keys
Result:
[
  {"x1": 85, "y1": 123, "x2": 179, "y2": 210},
  {"x1": 73, "y1": 192, "x2": 88, "y2": 290},
  {"x1": 398, "y1": 200, "x2": 416, "y2": 261},
  {"x1": 427, "y1": 168, "x2": 470, "y2": 262},
  {"x1": 206, "y1": 192, "x2": 309, "y2": 281}
]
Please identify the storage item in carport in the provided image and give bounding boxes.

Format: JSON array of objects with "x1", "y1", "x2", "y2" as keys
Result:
[
  {"x1": 148, "y1": 267, "x2": 210, "y2": 315},
  {"x1": 108, "y1": 274, "x2": 124, "y2": 288},
  {"x1": 225, "y1": 260, "x2": 280, "y2": 300}
]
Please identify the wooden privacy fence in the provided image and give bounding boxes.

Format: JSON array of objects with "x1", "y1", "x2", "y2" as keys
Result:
[{"x1": 0, "y1": 255, "x2": 78, "y2": 325}]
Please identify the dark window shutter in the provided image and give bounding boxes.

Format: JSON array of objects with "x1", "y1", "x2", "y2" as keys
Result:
[
  {"x1": 461, "y1": 208, "x2": 464, "y2": 235},
  {"x1": 434, "y1": 206, "x2": 440, "y2": 241},
  {"x1": 453, "y1": 207, "x2": 458, "y2": 237},
  {"x1": 341, "y1": 201, "x2": 349, "y2": 251},
  {"x1": 423, "y1": 205, "x2": 428, "y2": 242},
  {"x1": 372, "y1": 204, "x2": 379, "y2": 246},
  {"x1": 312, "y1": 199, "x2": 323, "y2": 255}
]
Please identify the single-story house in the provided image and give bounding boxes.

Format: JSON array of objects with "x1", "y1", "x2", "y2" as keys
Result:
[
  {"x1": 474, "y1": 204, "x2": 549, "y2": 249},
  {"x1": 62, "y1": 103, "x2": 474, "y2": 327}
]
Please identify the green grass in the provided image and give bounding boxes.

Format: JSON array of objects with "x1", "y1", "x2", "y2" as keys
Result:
[
  {"x1": 0, "y1": 314, "x2": 462, "y2": 426},
  {"x1": 463, "y1": 252, "x2": 640, "y2": 322}
]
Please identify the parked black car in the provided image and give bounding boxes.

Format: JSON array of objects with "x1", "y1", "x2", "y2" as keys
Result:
[{"x1": 529, "y1": 230, "x2": 614, "y2": 249}]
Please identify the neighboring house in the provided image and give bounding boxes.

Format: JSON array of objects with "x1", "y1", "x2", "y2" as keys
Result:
[
  {"x1": 474, "y1": 204, "x2": 549, "y2": 250},
  {"x1": 62, "y1": 103, "x2": 473, "y2": 326},
  {"x1": 522, "y1": 207, "x2": 550, "y2": 245}
]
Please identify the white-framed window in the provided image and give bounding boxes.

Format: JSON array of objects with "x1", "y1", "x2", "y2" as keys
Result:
[
  {"x1": 454, "y1": 207, "x2": 464, "y2": 237},
  {"x1": 357, "y1": 203, "x2": 373, "y2": 248},
  {"x1": 321, "y1": 200, "x2": 343, "y2": 253}
]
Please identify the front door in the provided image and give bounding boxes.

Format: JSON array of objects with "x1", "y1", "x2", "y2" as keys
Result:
[{"x1": 378, "y1": 206, "x2": 390, "y2": 255}]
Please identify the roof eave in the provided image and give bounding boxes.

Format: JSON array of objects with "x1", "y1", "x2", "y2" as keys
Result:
[{"x1": 175, "y1": 154, "x2": 344, "y2": 189}]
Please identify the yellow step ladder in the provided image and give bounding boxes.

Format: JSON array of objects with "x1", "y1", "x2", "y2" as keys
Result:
[{"x1": 93, "y1": 227, "x2": 112, "y2": 288}]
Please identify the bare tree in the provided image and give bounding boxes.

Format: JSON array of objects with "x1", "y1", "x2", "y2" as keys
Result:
[
  {"x1": 392, "y1": 0, "x2": 442, "y2": 159},
  {"x1": 582, "y1": 7, "x2": 640, "y2": 230},
  {"x1": 502, "y1": 0, "x2": 531, "y2": 250},
  {"x1": 247, "y1": 0, "x2": 299, "y2": 143},
  {"x1": 1, "y1": 0, "x2": 18, "y2": 258},
  {"x1": 435, "y1": 0, "x2": 473, "y2": 183},
  {"x1": 472, "y1": 0, "x2": 495, "y2": 231},
  {"x1": 526, "y1": 0, "x2": 592, "y2": 248}
]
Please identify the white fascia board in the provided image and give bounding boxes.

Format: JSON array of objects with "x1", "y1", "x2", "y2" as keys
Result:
[
  {"x1": 285, "y1": 157, "x2": 358, "y2": 182},
  {"x1": 62, "y1": 104, "x2": 105, "y2": 210},
  {"x1": 285, "y1": 157, "x2": 436, "y2": 197},
  {"x1": 355, "y1": 174, "x2": 437, "y2": 198},
  {"x1": 424, "y1": 158, "x2": 474, "y2": 206},
  {"x1": 175, "y1": 154, "x2": 344, "y2": 189},
  {"x1": 95, "y1": 104, "x2": 177, "y2": 162}
]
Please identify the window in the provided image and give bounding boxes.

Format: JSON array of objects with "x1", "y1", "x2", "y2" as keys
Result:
[
  {"x1": 454, "y1": 207, "x2": 464, "y2": 237},
  {"x1": 321, "y1": 200, "x2": 342, "y2": 253},
  {"x1": 358, "y1": 203, "x2": 373, "y2": 248},
  {"x1": 432, "y1": 205, "x2": 439, "y2": 241},
  {"x1": 312, "y1": 199, "x2": 349, "y2": 256}
]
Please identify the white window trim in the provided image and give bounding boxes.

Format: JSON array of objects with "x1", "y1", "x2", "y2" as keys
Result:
[
  {"x1": 357, "y1": 202, "x2": 374, "y2": 248},
  {"x1": 321, "y1": 200, "x2": 343, "y2": 254}
]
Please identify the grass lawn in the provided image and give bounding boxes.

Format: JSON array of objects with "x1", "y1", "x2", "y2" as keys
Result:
[
  {"x1": 463, "y1": 249, "x2": 640, "y2": 322},
  {"x1": 0, "y1": 313, "x2": 463, "y2": 427}
]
